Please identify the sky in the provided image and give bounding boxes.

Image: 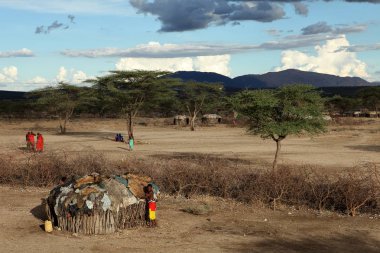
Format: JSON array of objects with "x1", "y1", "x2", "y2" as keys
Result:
[{"x1": 0, "y1": 0, "x2": 380, "y2": 91}]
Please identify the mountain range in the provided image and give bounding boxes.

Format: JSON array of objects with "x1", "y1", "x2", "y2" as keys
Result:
[
  {"x1": 0, "y1": 69, "x2": 378, "y2": 100},
  {"x1": 169, "y1": 69, "x2": 378, "y2": 90}
]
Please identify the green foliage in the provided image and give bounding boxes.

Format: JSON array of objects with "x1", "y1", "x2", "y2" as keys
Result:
[
  {"x1": 326, "y1": 95, "x2": 361, "y2": 114},
  {"x1": 30, "y1": 82, "x2": 84, "y2": 133},
  {"x1": 86, "y1": 70, "x2": 177, "y2": 134},
  {"x1": 357, "y1": 87, "x2": 380, "y2": 111},
  {"x1": 232, "y1": 85, "x2": 326, "y2": 140}
]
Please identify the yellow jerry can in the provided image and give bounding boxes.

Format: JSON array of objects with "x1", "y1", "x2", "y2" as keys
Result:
[{"x1": 44, "y1": 220, "x2": 53, "y2": 233}]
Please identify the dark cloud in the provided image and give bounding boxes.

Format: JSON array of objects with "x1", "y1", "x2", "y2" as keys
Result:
[
  {"x1": 130, "y1": 0, "x2": 286, "y2": 32},
  {"x1": 35, "y1": 15, "x2": 76, "y2": 34},
  {"x1": 68, "y1": 15, "x2": 75, "y2": 23},
  {"x1": 301, "y1": 22, "x2": 332, "y2": 35},
  {"x1": 293, "y1": 2, "x2": 308, "y2": 16},
  {"x1": 337, "y1": 43, "x2": 380, "y2": 52},
  {"x1": 301, "y1": 22, "x2": 367, "y2": 35},
  {"x1": 130, "y1": 0, "x2": 380, "y2": 32},
  {"x1": 256, "y1": 33, "x2": 341, "y2": 50}
]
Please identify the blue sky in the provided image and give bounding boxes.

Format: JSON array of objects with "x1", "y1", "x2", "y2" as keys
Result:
[{"x1": 0, "y1": 0, "x2": 379, "y2": 91}]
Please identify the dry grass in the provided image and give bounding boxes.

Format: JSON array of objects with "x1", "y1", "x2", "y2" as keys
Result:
[{"x1": 0, "y1": 151, "x2": 379, "y2": 216}]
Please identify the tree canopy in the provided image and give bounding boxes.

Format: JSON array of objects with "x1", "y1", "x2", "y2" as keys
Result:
[
  {"x1": 86, "y1": 70, "x2": 176, "y2": 136},
  {"x1": 30, "y1": 82, "x2": 84, "y2": 134},
  {"x1": 232, "y1": 84, "x2": 326, "y2": 168},
  {"x1": 174, "y1": 81, "x2": 223, "y2": 131}
]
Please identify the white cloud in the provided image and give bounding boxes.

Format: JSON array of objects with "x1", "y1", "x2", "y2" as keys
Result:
[
  {"x1": 56, "y1": 66, "x2": 68, "y2": 82},
  {"x1": 275, "y1": 36, "x2": 369, "y2": 78},
  {"x1": 0, "y1": 0, "x2": 130, "y2": 15},
  {"x1": 55, "y1": 67, "x2": 91, "y2": 85},
  {"x1": 28, "y1": 76, "x2": 49, "y2": 84},
  {"x1": 0, "y1": 48, "x2": 34, "y2": 58},
  {"x1": 0, "y1": 66, "x2": 18, "y2": 83},
  {"x1": 194, "y1": 55, "x2": 231, "y2": 76},
  {"x1": 115, "y1": 55, "x2": 231, "y2": 76},
  {"x1": 72, "y1": 70, "x2": 89, "y2": 84},
  {"x1": 62, "y1": 41, "x2": 256, "y2": 58}
]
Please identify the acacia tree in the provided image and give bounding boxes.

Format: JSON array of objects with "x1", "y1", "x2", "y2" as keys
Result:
[
  {"x1": 176, "y1": 81, "x2": 223, "y2": 131},
  {"x1": 87, "y1": 70, "x2": 174, "y2": 137},
  {"x1": 232, "y1": 84, "x2": 326, "y2": 169},
  {"x1": 32, "y1": 82, "x2": 83, "y2": 134},
  {"x1": 357, "y1": 87, "x2": 380, "y2": 112}
]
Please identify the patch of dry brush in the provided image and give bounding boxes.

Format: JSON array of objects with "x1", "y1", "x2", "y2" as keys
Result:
[{"x1": 0, "y1": 152, "x2": 378, "y2": 216}]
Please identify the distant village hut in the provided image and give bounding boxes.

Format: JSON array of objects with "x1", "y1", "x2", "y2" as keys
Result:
[
  {"x1": 173, "y1": 115, "x2": 189, "y2": 126},
  {"x1": 201, "y1": 114, "x2": 222, "y2": 125},
  {"x1": 46, "y1": 173, "x2": 159, "y2": 235},
  {"x1": 365, "y1": 111, "x2": 379, "y2": 118}
]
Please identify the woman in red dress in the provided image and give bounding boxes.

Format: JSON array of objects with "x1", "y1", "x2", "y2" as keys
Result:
[{"x1": 36, "y1": 133, "x2": 44, "y2": 152}]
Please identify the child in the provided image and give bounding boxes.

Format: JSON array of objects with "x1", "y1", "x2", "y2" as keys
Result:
[{"x1": 145, "y1": 184, "x2": 157, "y2": 227}]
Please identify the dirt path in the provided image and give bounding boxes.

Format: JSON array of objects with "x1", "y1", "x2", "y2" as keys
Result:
[
  {"x1": 0, "y1": 118, "x2": 379, "y2": 168},
  {"x1": 0, "y1": 186, "x2": 379, "y2": 253}
]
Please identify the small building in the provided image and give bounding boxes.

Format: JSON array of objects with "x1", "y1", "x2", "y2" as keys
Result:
[
  {"x1": 201, "y1": 114, "x2": 222, "y2": 124},
  {"x1": 365, "y1": 111, "x2": 379, "y2": 118},
  {"x1": 173, "y1": 115, "x2": 189, "y2": 126}
]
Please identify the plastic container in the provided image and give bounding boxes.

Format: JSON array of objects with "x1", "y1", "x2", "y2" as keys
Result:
[{"x1": 44, "y1": 220, "x2": 53, "y2": 233}]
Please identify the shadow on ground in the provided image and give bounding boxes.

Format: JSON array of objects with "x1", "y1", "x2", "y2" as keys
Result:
[
  {"x1": 226, "y1": 232, "x2": 380, "y2": 253},
  {"x1": 346, "y1": 145, "x2": 380, "y2": 152},
  {"x1": 30, "y1": 200, "x2": 49, "y2": 221},
  {"x1": 150, "y1": 152, "x2": 254, "y2": 165}
]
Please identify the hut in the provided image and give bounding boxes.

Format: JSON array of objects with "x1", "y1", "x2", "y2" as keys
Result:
[
  {"x1": 365, "y1": 111, "x2": 378, "y2": 118},
  {"x1": 173, "y1": 115, "x2": 189, "y2": 126},
  {"x1": 201, "y1": 114, "x2": 222, "y2": 125},
  {"x1": 46, "y1": 173, "x2": 159, "y2": 235}
]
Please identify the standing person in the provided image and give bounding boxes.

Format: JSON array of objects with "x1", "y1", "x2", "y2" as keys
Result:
[
  {"x1": 26, "y1": 131, "x2": 31, "y2": 149},
  {"x1": 36, "y1": 133, "x2": 44, "y2": 152},
  {"x1": 145, "y1": 184, "x2": 157, "y2": 227},
  {"x1": 28, "y1": 131, "x2": 36, "y2": 151},
  {"x1": 128, "y1": 133, "x2": 134, "y2": 151}
]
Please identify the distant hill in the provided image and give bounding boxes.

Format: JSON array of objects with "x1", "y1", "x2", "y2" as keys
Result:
[
  {"x1": 169, "y1": 71, "x2": 234, "y2": 86},
  {"x1": 170, "y1": 69, "x2": 375, "y2": 89},
  {"x1": 0, "y1": 90, "x2": 26, "y2": 100}
]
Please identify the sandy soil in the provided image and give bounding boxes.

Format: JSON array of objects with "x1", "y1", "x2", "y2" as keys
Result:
[
  {"x1": 0, "y1": 118, "x2": 379, "y2": 168},
  {"x1": 0, "y1": 118, "x2": 380, "y2": 252},
  {"x1": 1, "y1": 185, "x2": 379, "y2": 253}
]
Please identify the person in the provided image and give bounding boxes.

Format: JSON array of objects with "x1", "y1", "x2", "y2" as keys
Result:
[
  {"x1": 128, "y1": 133, "x2": 134, "y2": 151},
  {"x1": 28, "y1": 131, "x2": 36, "y2": 151},
  {"x1": 36, "y1": 133, "x2": 44, "y2": 152},
  {"x1": 26, "y1": 131, "x2": 31, "y2": 149},
  {"x1": 145, "y1": 184, "x2": 157, "y2": 227}
]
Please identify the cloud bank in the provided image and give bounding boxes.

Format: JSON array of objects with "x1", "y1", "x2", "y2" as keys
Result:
[
  {"x1": 116, "y1": 55, "x2": 231, "y2": 76},
  {"x1": 275, "y1": 36, "x2": 369, "y2": 78},
  {"x1": 0, "y1": 66, "x2": 18, "y2": 83},
  {"x1": 0, "y1": 48, "x2": 34, "y2": 58}
]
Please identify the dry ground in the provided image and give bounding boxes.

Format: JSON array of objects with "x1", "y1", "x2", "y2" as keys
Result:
[
  {"x1": 0, "y1": 118, "x2": 380, "y2": 252},
  {"x1": 1, "y1": 185, "x2": 379, "y2": 253},
  {"x1": 0, "y1": 118, "x2": 379, "y2": 168}
]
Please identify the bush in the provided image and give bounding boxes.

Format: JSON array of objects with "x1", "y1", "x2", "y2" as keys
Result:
[{"x1": 0, "y1": 152, "x2": 378, "y2": 216}]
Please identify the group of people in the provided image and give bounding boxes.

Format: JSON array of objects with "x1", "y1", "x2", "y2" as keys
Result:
[
  {"x1": 26, "y1": 131, "x2": 44, "y2": 152},
  {"x1": 114, "y1": 132, "x2": 134, "y2": 151}
]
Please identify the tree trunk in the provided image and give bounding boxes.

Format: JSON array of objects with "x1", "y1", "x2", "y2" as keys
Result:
[
  {"x1": 127, "y1": 113, "x2": 134, "y2": 137},
  {"x1": 59, "y1": 119, "x2": 67, "y2": 134},
  {"x1": 190, "y1": 116, "x2": 196, "y2": 131},
  {"x1": 273, "y1": 139, "x2": 282, "y2": 170}
]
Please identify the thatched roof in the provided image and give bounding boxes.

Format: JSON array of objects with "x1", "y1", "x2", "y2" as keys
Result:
[
  {"x1": 174, "y1": 115, "x2": 189, "y2": 120},
  {"x1": 202, "y1": 114, "x2": 222, "y2": 119}
]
